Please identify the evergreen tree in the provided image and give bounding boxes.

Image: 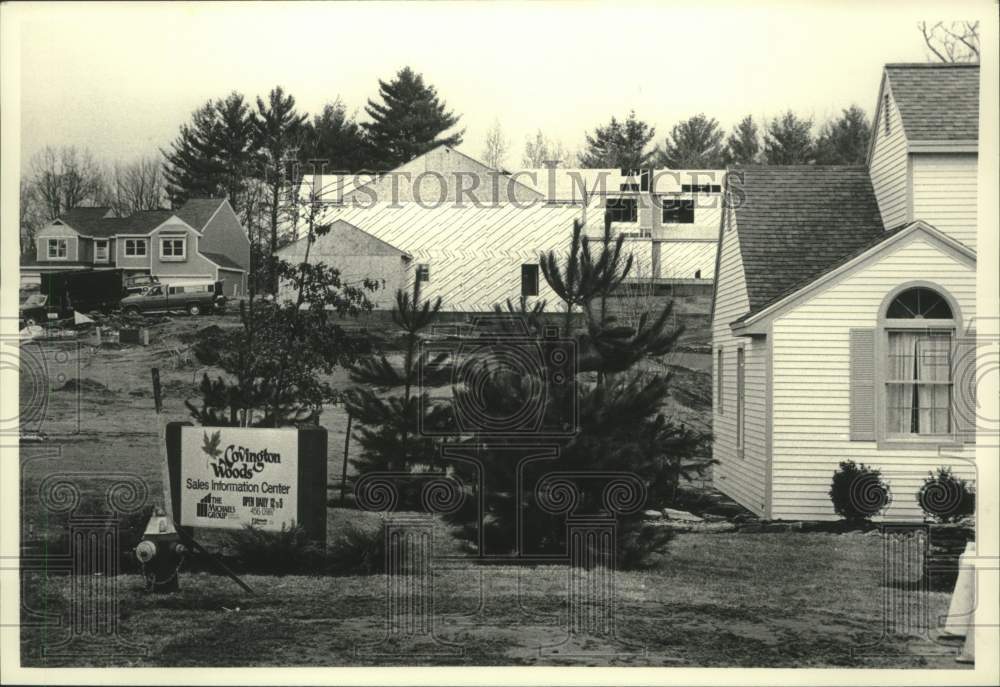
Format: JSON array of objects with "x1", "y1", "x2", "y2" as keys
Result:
[
  {"x1": 814, "y1": 105, "x2": 871, "y2": 165},
  {"x1": 763, "y1": 111, "x2": 815, "y2": 164},
  {"x1": 578, "y1": 111, "x2": 656, "y2": 169},
  {"x1": 300, "y1": 99, "x2": 372, "y2": 172},
  {"x1": 724, "y1": 115, "x2": 761, "y2": 165},
  {"x1": 162, "y1": 95, "x2": 256, "y2": 209},
  {"x1": 442, "y1": 217, "x2": 711, "y2": 566},
  {"x1": 363, "y1": 67, "x2": 464, "y2": 170},
  {"x1": 213, "y1": 92, "x2": 258, "y2": 211},
  {"x1": 162, "y1": 102, "x2": 225, "y2": 207},
  {"x1": 657, "y1": 114, "x2": 726, "y2": 168},
  {"x1": 345, "y1": 281, "x2": 452, "y2": 485},
  {"x1": 254, "y1": 86, "x2": 308, "y2": 292}
]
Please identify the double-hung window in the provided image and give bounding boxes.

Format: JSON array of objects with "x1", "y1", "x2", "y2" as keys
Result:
[
  {"x1": 160, "y1": 237, "x2": 186, "y2": 260},
  {"x1": 125, "y1": 239, "x2": 148, "y2": 257},
  {"x1": 47, "y1": 239, "x2": 68, "y2": 259}
]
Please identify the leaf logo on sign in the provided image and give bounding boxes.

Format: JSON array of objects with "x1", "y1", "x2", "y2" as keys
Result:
[{"x1": 202, "y1": 430, "x2": 223, "y2": 470}]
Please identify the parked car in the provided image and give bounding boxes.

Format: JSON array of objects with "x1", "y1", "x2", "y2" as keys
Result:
[
  {"x1": 119, "y1": 281, "x2": 226, "y2": 316},
  {"x1": 20, "y1": 269, "x2": 128, "y2": 326}
]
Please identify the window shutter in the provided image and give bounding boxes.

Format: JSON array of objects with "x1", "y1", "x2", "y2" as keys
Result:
[
  {"x1": 954, "y1": 329, "x2": 977, "y2": 443},
  {"x1": 849, "y1": 328, "x2": 876, "y2": 441}
]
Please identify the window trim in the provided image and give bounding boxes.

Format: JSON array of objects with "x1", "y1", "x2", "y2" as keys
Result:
[
  {"x1": 716, "y1": 347, "x2": 724, "y2": 416},
  {"x1": 736, "y1": 347, "x2": 745, "y2": 457},
  {"x1": 159, "y1": 236, "x2": 187, "y2": 261},
  {"x1": 94, "y1": 239, "x2": 110, "y2": 263},
  {"x1": 875, "y1": 281, "x2": 964, "y2": 449},
  {"x1": 46, "y1": 238, "x2": 69, "y2": 260},
  {"x1": 124, "y1": 238, "x2": 148, "y2": 257}
]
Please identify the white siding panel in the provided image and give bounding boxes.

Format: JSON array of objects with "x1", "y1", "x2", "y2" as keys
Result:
[
  {"x1": 911, "y1": 153, "x2": 978, "y2": 250},
  {"x1": 869, "y1": 85, "x2": 910, "y2": 229},
  {"x1": 771, "y1": 234, "x2": 976, "y2": 521},
  {"x1": 711, "y1": 210, "x2": 769, "y2": 516}
]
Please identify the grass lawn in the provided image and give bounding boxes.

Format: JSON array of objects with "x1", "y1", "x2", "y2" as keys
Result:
[
  {"x1": 20, "y1": 529, "x2": 963, "y2": 668},
  {"x1": 17, "y1": 315, "x2": 966, "y2": 668}
]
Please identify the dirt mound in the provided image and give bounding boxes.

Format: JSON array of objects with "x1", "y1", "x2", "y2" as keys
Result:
[{"x1": 56, "y1": 378, "x2": 114, "y2": 395}]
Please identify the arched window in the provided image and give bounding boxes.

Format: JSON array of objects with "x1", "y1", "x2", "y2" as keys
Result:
[{"x1": 882, "y1": 286, "x2": 957, "y2": 437}]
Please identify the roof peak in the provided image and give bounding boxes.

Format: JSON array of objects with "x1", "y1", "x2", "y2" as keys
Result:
[{"x1": 886, "y1": 62, "x2": 979, "y2": 69}]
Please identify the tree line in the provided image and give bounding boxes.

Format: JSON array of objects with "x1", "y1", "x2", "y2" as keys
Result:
[{"x1": 16, "y1": 65, "x2": 900, "y2": 260}]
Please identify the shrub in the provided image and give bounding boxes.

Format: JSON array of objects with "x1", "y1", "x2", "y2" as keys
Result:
[
  {"x1": 829, "y1": 460, "x2": 891, "y2": 523},
  {"x1": 325, "y1": 521, "x2": 386, "y2": 575},
  {"x1": 918, "y1": 467, "x2": 975, "y2": 523},
  {"x1": 225, "y1": 522, "x2": 324, "y2": 575}
]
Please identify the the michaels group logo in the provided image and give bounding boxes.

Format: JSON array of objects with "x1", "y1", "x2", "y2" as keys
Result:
[
  {"x1": 196, "y1": 492, "x2": 235, "y2": 519},
  {"x1": 201, "y1": 430, "x2": 283, "y2": 480}
]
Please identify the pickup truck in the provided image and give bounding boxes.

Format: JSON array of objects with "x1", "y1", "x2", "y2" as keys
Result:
[{"x1": 119, "y1": 281, "x2": 226, "y2": 316}]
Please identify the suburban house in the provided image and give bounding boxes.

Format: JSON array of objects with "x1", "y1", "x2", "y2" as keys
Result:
[
  {"x1": 711, "y1": 63, "x2": 979, "y2": 520},
  {"x1": 280, "y1": 148, "x2": 722, "y2": 311},
  {"x1": 23, "y1": 197, "x2": 250, "y2": 296}
]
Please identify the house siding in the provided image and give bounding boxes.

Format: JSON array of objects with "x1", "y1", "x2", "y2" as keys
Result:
[
  {"x1": 198, "y1": 201, "x2": 251, "y2": 270},
  {"x1": 116, "y1": 237, "x2": 152, "y2": 270},
  {"x1": 770, "y1": 233, "x2": 976, "y2": 521},
  {"x1": 869, "y1": 83, "x2": 910, "y2": 229},
  {"x1": 711, "y1": 209, "x2": 769, "y2": 516},
  {"x1": 277, "y1": 220, "x2": 410, "y2": 309},
  {"x1": 150, "y1": 223, "x2": 217, "y2": 281},
  {"x1": 911, "y1": 153, "x2": 978, "y2": 251},
  {"x1": 35, "y1": 224, "x2": 82, "y2": 262}
]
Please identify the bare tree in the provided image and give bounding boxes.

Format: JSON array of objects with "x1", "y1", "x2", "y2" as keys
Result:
[
  {"x1": 522, "y1": 130, "x2": 574, "y2": 167},
  {"x1": 107, "y1": 156, "x2": 166, "y2": 216},
  {"x1": 481, "y1": 118, "x2": 510, "y2": 170},
  {"x1": 919, "y1": 21, "x2": 980, "y2": 63},
  {"x1": 19, "y1": 179, "x2": 47, "y2": 255},
  {"x1": 28, "y1": 146, "x2": 106, "y2": 219}
]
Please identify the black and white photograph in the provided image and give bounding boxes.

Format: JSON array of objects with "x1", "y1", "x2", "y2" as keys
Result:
[{"x1": 0, "y1": 1, "x2": 997, "y2": 683}]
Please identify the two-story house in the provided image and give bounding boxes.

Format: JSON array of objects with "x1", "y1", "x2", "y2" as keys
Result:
[
  {"x1": 710, "y1": 63, "x2": 980, "y2": 520},
  {"x1": 23, "y1": 198, "x2": 250, "y2": 297}
]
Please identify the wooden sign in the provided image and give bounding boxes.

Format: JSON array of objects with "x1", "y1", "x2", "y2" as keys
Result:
[{"x1": 166, "y1": 423, "x2": 327, "y2": 542}]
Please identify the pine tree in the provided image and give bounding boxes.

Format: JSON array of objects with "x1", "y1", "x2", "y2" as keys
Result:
[
  {"x1": 212, "y1": 92, "x2": 258, "y2": 211},
  {"x1": 345, "y1": 281, "x2": 452, "y2": 490},
  {"x1": 363, "y1": 67, "x2": 464, "y2": 170},
  {"x1": 814, "y1": 105, "x2": 871, "y2": 165},
  {"x1": 300, "y1": 99, "x2": 372, "y2": 172},
  {"x1": 578, "y1": 111, "x2": 656, "y2": 169},
  {"x1": 657, "y1": 114, "x2": 726, "y2": 168},
  {"x1": 254, "y1": 86, "x2": 308, "y2": 292},
  {"x1": 162, "y1": 101, "x2": 226, "y2": 207},
  {"x1": 763, "y1": 111, "x2": 815, "y2": 164},
  {"x1": 442, "y1": 216, "x2": 712, "y2": 565},
  {"x1": 724, "y1": 115, "x2": 761, "y2": 165}
]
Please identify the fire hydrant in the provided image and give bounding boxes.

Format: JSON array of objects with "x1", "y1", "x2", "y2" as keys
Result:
[{"x1": 135, "y1": 507, "x2": 187, "y2": 593}]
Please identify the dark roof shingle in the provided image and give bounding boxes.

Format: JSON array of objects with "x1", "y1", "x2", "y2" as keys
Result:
[
  {"x1": 201, "y1": 251, "x2": 245, "y2": 271},
  {"x1": 731, "y1": 165, "x2": 886, "y2": 315},
  {"x1": 885, "y1": 63, "x2": 979, "y2": 142},
  {"x1": 175, "y1": 198, "x2": 225, "y2": 230},
  {"x1": 56, "y1": 207, "x2": 116, "y2": 237}
]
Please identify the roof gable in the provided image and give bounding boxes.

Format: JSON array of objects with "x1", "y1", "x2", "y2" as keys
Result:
[
  {"x1": 174, "y1": 198, "x2": 226, "y2": 230},
  {"x1": 732, "y1": 220, "x2": 976, "y2": 332},
  {"x1": 884, "y1": 63, "x2": 979, "y2": 143},
  {"x1": 730, "y1": 166, "x2": 885, "y2": 314},
  {"x1": 55, "y1": 207, "x2": 117, "y2": 237}
]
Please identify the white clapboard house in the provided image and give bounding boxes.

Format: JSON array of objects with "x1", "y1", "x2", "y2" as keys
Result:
[
  {"x1": 711, "y1": 63, "x2": 980, "y2": 520},
  {"x1": 279, "y1": 146, "x2": 723, "y2": 311}
]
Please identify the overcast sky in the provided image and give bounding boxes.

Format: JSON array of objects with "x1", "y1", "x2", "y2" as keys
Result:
[{"x1": 12, "y1": 1, "x2": 987, "y2": 171}]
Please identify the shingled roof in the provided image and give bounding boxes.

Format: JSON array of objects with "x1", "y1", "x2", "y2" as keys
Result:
[
  {"x1": 174, "y1": 198, "x2": 225, "y2": 230},
  {"x1": 55, "y1": 207, "x2": 116, "y2": 237},
  {"x1": 885, "y1": 63, "x2": 979, "y2": 142},
  {"x1": 730, "y1": 166, "x2": 886, "y2": 315}
]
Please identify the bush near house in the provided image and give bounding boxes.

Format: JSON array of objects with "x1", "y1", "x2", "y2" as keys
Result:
[
  {"x1": 829, "y1": 460, "x2": 891, "y2": 523},
  {"x1": 917, "y1": 466, "x2": 975, "y2": 524}
]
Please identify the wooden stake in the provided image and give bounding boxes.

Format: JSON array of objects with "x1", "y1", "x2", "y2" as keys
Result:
[{"x1": 340, "y1": 411, "x2": 352, "y2": 503}]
